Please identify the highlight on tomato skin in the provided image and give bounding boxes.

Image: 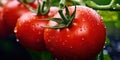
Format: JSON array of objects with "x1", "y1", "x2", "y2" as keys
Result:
[{"x1": 44, "y1": 6, "x2": 106, "y2": 60}]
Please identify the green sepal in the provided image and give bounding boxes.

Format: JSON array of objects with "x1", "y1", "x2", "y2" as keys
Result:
[
  {"x1": 66, "y1": 5, "x2": 76, "y2": 27},
  {"x1": 58, "y1": 10, "x2": 68, "y2": 24},
  {"x1": 65, "y1": 5, "x2": 70, "y2": 18},
  {"x1": 45, "y1": 5, "x2": 76, "y2": 29}
]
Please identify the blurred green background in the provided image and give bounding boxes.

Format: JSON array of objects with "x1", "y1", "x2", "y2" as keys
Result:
[{"x1": 0, "y1": 0, "x2": 120, "y2": 60}]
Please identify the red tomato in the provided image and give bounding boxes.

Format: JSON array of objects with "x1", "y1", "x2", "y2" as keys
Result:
[
  {"x1": 0, "y1": 7, "x2": 9, "y2": 38},
  {"x1": 44, "y1": 6, "x2": 106, "y2": 60},
  {"x1": 14, "y1": 7, "x2": 58, "y2": 51},
  {"x1": 3, "y1": 0, "x2": 37, "y2": 35}
]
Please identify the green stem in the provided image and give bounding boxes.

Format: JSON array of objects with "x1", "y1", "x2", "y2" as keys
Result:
[
  {"x1": 86, "y1": 0, "x2": 120, "y2": 11},
  {"x1": 59, "y1": 0, "x2": 65, "y2": 10},
  {"x1": 37, "y1": 0, "x2": 51, "y2": 15}
]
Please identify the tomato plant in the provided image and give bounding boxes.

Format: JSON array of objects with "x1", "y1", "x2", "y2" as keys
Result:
[{"x1": 44, "y1": 5, "x2": 106, "y2": 60}]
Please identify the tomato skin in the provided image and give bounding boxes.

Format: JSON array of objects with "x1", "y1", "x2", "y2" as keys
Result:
[
  {"x1": 14, "y1": 7, "x2": 58, "y2": 51},
  {"x1": 3, "y1": 0, "x2": 37, "y2": 35},
  {"x1": 15, "y1": 12, "x2": 48, "y2": 51},
  {"x1": 44, "y1": 6, "x2": 106, "y2": 60},
  {"x1": 0, "y1": 7, "x2": 9, "y2": 38}
]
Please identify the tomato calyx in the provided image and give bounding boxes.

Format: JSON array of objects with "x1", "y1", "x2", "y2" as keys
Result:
[
  {"x1": 47, "y1": 5, "x2": 76, "y2": 29},
  {"x1": 46, "y1": 0, "x2": 76, "y2": 29}
]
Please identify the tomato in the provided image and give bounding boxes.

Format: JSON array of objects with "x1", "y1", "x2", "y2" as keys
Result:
[
  {"x1": 3, "y1": 0, "x2": 37, "y2": 35},
  {"x1": 0, "y1": 7, "x2": 9, "y2": 38},
  {"x1": 44, "y1": 6, "x2": 106, "y2": 60},
  {"x1": 14, "y1": 7, "x2": 58, "y2": 51}
]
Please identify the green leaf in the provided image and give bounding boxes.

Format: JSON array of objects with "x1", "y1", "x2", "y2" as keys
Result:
[{"x1": 98, "y1": 11, "x2": 118, "y2": 22}]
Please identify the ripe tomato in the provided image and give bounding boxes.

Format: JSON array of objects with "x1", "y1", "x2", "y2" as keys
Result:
[
  {"x1": 0, "y1": 7, "x2": 9, "y2": 38},
  {"x1": 44, "y1": 6, "x2": 106, "y2": 60},
  {"x1": 14, "y1": 7, "x2": 58, "y2": 51},
  {"x1": 3, "y1": 0, "x2": 37, "y2": 35}
]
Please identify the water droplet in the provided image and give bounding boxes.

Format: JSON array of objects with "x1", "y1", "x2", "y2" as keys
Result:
[
  {"x1": 101, "y1": 17, "x2": 103, "y2": 20},
  {"x1": 55, "y1": 58, "x2": 57, "y2": 60},
  {"x1": 66, "y1": 28, "x2": 70, "y2": 32},
  {"x1": 82, "y1": 38, "x2": 84, "y2": 41},
  {"x1": 116, "y1": 3, "x2": 120, "y2": 6},
  {"x1": 73, "y1": 23, "x2": 77, "y2": 26},
  {"x1": 97, "y1": 23, "x2": 99, "y2": 25},
  {"x1": 67, "y1": 35, "x2": 70, "y2": 37},
  {"x1": 104, "y1": 26, "x2": 106, "y2": 29},
  {"x1": 70, "y1": 46, "x2": 73, "y2": 48},
  {"x1": 46, "y1": 29, "x2": 49, "y2": 31},
  {"x1": 32, "y1": 28, "x2": 35, "y2": 31},
  {"x1": 57, "y1": 29, "x2": 60, "y2": 32},
  {"x1": 82, "y1": 19, "x2": 85, "y2": 22},
  {"x1": 48, "y1": 39, "x2": 51, "y2": 42},
  {"x1": 38, "y1": 32, "x2": 41, "y2": 34},
  {"x1": 103, "y1": 46, "x2": 106, "y2": 48},
  {"x1": 16, "y1": 39, "x2": 19, "y2": 42},
  {"x1": 14, "y1": 29, "x2": 17, "y2": 33}
]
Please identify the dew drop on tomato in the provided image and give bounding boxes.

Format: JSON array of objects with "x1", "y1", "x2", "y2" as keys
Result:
[
  {"x1": 47, "y1": 39, "x2": 51, "y2": 42},
  {"x1": 67, "y1": 35, "x2": 70, "y2": 37},
  {"x1": 82, "y1": 38, "x2": 85, "y2": 41},
  {"x1": 70, "y1": 46, "x2": 73, "y2": 49},
  {"x1": 16, "y1": 39, "x2": 19, "y2": 42}
]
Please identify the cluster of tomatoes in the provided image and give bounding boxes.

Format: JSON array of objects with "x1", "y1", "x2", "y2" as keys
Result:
[{"x1": 0, "y1": 0, "x2": 106, "y2": 60}]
